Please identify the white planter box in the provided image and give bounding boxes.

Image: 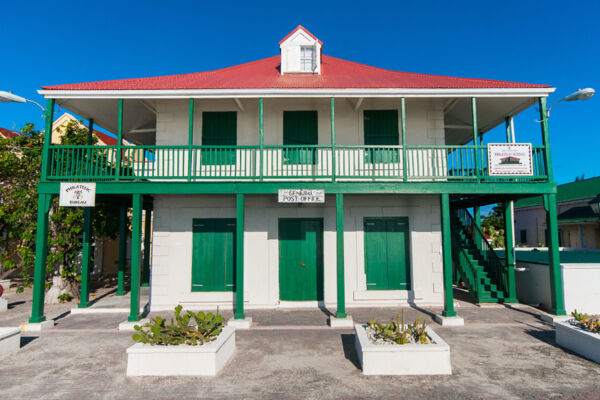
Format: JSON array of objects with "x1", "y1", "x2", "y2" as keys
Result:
[
  {"x1": 126, "y1": 326, "x2": 235, "y2": 376},
  {"x1": 556, "y1": 320, "x2": 600, "y2": 364},
  {"x1": 0, "y1": 327, "x2": 20, "y2": 359},
  {"x1": 354, "y1": 324, "x2": 451, "y2": 375}
]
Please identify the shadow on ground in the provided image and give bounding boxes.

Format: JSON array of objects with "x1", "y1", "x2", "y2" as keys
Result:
[{"x1": 340, "y1": 333, "x2": 361, "y2": 370}]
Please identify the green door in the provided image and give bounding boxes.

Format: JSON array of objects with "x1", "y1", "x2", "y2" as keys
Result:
[
  {"x1": 283, "y1": 110, "x2": 318, "y2": 165},
  {"x1": 364, "y1": 109, "x2": 399, "y2": 163},
  {"x1": 279, "y1": 218, "x2": 324, "y2": 301},
  {"x1": 191, "y1": 219, "x2": 236, "y2": 292},
  {"x1": 364, "y1": 217, "x2": 411, "y2": 290},
  {"x1": 201, "y1": 111, "x2": 237, "y2": 165}
]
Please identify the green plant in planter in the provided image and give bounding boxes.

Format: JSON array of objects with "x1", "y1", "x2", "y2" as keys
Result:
[
  {"x1": 132, "y1": 305, "x2": 226, "y2": 345},
  {"x1": 368, "y1": 310, "x2": 431, "y2": 344},
  {"x1": 571, "y1": 310, "x2": 600, "y2": 334}
]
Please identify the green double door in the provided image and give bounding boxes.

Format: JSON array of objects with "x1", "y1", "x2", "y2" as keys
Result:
[
  {"x1": 364, "y1": 217, "x2": 411, "y2": 290},
  {"x1": 191, "y1": 219, "x2": 236, "y2": 292},
  {"x1": 279, "y1": 218, "x2": 324, "y2": 301}
]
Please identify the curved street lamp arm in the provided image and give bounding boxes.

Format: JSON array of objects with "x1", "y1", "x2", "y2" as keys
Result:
[{"x1": 25, "y1": 99, "x2": 46, "y2": 113}]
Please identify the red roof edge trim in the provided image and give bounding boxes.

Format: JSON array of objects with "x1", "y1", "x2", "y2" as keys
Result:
[{"x1": 279, "y1": 25, "x2": 323, "y2": 46}]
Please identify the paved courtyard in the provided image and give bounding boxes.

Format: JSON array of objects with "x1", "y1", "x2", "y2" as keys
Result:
[{"x1": 0, "y1": 287, "x2": 599, "y2": 399}]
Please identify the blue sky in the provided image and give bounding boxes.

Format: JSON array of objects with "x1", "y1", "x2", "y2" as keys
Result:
[{"x1": 1, "y1": 1, "x2": 598, "y2": 184}]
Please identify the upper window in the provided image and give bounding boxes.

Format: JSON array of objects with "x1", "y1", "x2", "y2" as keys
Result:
[{"x1": 300, "y1": 46, "x2": 314, "y2": 72}]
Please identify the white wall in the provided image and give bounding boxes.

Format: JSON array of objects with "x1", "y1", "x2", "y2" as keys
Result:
[
  {"x1": 149, "y1": 194, "x2": 444, "y2": 310},
  {"x1": 155, "y1": 98, "x2": 445, "y2": 147},
  {"x1": 515, "y1": 261, "x2": 600, "y2": 314}
]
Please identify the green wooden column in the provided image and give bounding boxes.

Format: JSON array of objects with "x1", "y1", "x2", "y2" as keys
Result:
[
  {"x1": 538, "y1": 98, "x2": 554, "y2": 182},
  {"x1": 440, "y1": 193, "x2": 456, "y2": 317},
  {"x1": 259, "y1": 98, "x2": 264, "y2": 181},
  {"x1": 40, "y1": 98, "x2": 55, "y2": 181},
  {"x1": 545, "y1": 193, "x2": 566, "y2": 315},
  {"x1": 78, "y1": 119, "x2": 95, "y2": 308},
  {"x1": 128, "y1": 194, "x2": 143, "y2": 322},
  {"x1": 141, "y1": 208, "x2": 152, "y2": 287},
  {"x1": 335, "y1": 193, "x2": 346, "y2": 319},
  {"x1": 330, "y1": 97, "x2": 336, "y2": 182},
  {"x1": 116, "y1": 202, "x2": 127, "y2": 296},
  {"x1": 29, "y1": 194, "x2": 52, "y2": 323},
  {"x1": 115, "y1": 99, "x2": 123, "y2": 181},
  {"x1": 30, "y1": 99, "x2": 55, "y2": 323},
  {"x1": 234, "y1": 194, "x2": 245, "y2": 319},
  {"x1": 503, "y1": 201, "x2": 518, "y2": 302},
  {"x1": 401, "y1": 97, "x2": 407, "y2": 181},
  {"x1": 187, "y1": 98, "x2": 194, "y2": 181},
  {"x1": 471, "y1": 98, "x2": 480, "y2": 180},
  {"x1": 474, "y1": 206, "x2": 481, "y2": 250}
]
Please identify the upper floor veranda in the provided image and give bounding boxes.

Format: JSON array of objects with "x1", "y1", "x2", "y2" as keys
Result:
[{"x1": 39, "y1": 94, "x2": 555, "y2": 189}]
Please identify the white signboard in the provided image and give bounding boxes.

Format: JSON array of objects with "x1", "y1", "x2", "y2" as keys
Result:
[
  {"x1": 278, "y1": 189, "x2": 325, "y2": 203},
  {"x1": 59, "y1": 183, "x2": 96, "y2": 207},
  {"x1": 487, "y1": 143, "x2": 533, "y2": 176}
]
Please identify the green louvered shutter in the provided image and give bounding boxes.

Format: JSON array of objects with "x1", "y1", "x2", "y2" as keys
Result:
[
  {"x1": 283, "y1": 111, "x2": 318, "y2": 165},
  {"x1": 364, "y1": 110, "x2": 400, "y2": 163},
  {"x1": 191, "y1": 219, "x2": 236, "y2": 292},
  {"x1": 201, "y1": 111, "x2": 237, "y2": 165}
]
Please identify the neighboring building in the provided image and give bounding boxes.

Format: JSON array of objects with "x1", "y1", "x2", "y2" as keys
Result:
[
  {"x1": 52, "y1": 113, "x2": 120, "y2": 145},
  {"x1": 0, "y1": 127, "x2": 20, "y2": 139},
  {"x1": 514, "y1": 177, "x2": 600, "y2": 248},
  {"x1": 27, "y1": 26, "x2": 569, "y2": 326}
]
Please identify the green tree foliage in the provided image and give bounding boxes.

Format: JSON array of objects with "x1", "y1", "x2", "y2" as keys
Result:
[
  {"x1": 481, "y1": 204, "x2": 505, "y2": 248},
  {"x1": 0, "y1": 121, "x2": 122, "y2": 292}
]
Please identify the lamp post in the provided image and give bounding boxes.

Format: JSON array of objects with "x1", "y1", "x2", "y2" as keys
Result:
[
  {"x1": 546, "y1": 88, "x2": 595, "y2": 117},
  {"x1": 0, "y1": 91, "x2": 46, "y2": 112}
]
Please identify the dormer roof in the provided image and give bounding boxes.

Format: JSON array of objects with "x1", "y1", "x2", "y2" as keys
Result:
[{"x1": 279, "y1": 25, "x2": 323, "y2": 46}]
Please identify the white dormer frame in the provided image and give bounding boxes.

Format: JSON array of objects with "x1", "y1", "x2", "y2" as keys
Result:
[{"x1": 279, "y1": 26, "x2": 322, "y2": 75}]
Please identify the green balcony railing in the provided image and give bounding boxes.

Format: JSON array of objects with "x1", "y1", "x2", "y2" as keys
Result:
[{"x1": 46, "y1": 144, "x2": 548, "y2": 183}]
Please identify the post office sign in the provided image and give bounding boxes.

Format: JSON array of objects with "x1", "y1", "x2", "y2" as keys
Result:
[{"x1": 278, "y1": 189, "x2": 325, "y2": 203}]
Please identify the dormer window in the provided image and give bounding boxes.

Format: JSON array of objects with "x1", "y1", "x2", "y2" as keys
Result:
[
  {"x1": 279, "y1": 25, "x2": 322, "y2": 75},
  {"x1": 300, "y1": 46, "x2": 315, "y2": 72}
]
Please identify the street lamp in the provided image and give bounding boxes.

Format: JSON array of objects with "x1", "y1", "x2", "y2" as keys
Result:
[
  {"x1": 547, "y1": 88, "x2": 595, "y2": 117},
  {"x1": 0, "y1": 90, "x2": 46, "y2": 112},
  {"x1": 589, "y1": 194, "x2": 600, "y2": 217}
]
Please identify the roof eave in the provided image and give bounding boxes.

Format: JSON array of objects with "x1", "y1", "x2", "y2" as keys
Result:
[{"x1": 38, "y1": 87, "x2": 556, "y2": 99}]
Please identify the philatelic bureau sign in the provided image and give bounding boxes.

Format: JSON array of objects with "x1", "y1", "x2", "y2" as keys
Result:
[
  {"x1": 59, "y1": 183, "x2": 96, "y2": 207},
  {"x1": 487, "y1": 143, "x2": 533, "y2": 176}
]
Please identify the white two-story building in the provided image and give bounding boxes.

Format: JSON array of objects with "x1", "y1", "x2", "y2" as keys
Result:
[{"x1": 28, "y1": 26, "x2": 566, "y2": 328}]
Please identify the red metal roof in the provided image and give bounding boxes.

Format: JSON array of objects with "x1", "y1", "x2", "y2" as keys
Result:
[
  {"x1": 41, "y1": 55, "x2": 549, "y2": 91},
  {"x1": 93, "y1": 128, "x2": 117, "y2": 145},
  {"x1": 279, "y1": 25, "x2": 323, "y2": 46},
  {"x1": 0, "y1": 127, "x2": 20, "y2": 138}
]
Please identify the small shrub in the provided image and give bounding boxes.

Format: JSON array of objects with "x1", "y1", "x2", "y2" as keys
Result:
[
  {"x1": 571, "y1": 310, "x2": 600, "y2": 334},
  {"x1": 57, "y1": 293, "x2": 73, "y2": 303},
  {"x1": 132, "y1": 305, "x2": 225, "y2": 346},
  {"x1": 367, "y1": 310, "x2": 431, "y2": 345}
]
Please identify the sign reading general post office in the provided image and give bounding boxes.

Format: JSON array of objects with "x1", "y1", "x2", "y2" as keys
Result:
[
  {"x1": 278, "y1": 189, "x2": 325, "y2": 203},
  {"x1": 487, "y1": 143, "x2": 533, "y2": 176},
  {"x1": 59, "y1": 183, "x2": 96, "y2": 207}
]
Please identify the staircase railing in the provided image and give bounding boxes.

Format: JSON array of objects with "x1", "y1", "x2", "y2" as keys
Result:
[
  {"x1": 451, "y1": 229, "x2": 481, "y2": 301},
  {"x1": 454, "y1": 208, "x2": 508, "y2": 295}
]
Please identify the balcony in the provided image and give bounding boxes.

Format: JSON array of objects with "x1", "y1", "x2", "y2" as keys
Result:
[{"x1": 47, "y1": 144, "x2": 548, "y2": 183}]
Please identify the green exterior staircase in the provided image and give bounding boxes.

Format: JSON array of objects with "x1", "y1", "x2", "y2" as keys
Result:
[{"x1": 450, "y1": 209, "x2": 509, "y2": 304}]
